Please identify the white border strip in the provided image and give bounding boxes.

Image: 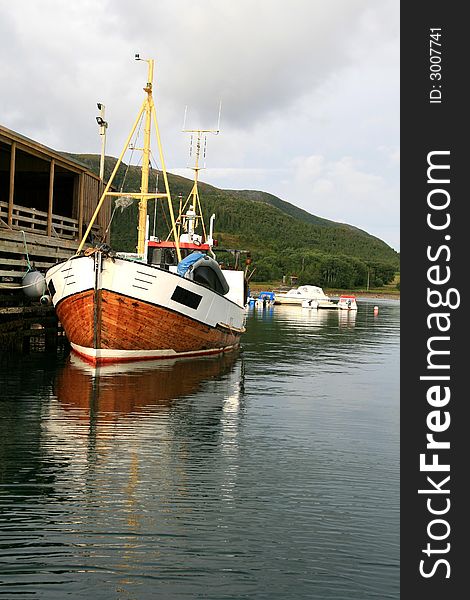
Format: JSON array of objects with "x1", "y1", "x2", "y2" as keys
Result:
[{"x1": 71, "y1": 342, "x2": 238, "y2": 364}]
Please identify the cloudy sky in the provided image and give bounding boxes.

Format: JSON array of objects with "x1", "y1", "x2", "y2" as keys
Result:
[{"x1": 0, "y1": 0, "x2": 399, "y2": 250}]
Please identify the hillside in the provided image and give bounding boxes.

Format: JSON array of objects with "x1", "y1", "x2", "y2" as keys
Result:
[
  {"x1": 228, "y1": 189, "x2": 338, "y2": 228},
  {"x1": 66, "y1": 153, "x2": 399, "y2": 288}
]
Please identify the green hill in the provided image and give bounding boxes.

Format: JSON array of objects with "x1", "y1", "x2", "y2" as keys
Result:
[{"x1": 66, "y1": 153, "x2": 399, "y2": 288}]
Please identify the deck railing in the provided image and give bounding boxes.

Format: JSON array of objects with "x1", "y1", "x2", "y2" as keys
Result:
[{"x1": 0, "y1": 201, "x2": 79, "y2": 239}]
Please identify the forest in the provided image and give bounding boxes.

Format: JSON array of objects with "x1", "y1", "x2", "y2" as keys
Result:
[{"x1": 69, "y1": 154, "x2": 399, "y2": 289}]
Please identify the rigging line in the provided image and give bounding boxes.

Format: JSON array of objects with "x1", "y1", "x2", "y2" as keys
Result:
[
  {"x1": 149, "y1": 149, "x2": 160, "y2": 170},
  {"x1": 102, "y1": 205, "x2": 118, "y2": 239},
  {"x1": 153, "y1": 186, "x2": 158, "y2": 238},
  {"x1": 148, "y1": 153, "x2": 160, "y2": 238},
  {"x1": 77, "y1": 99, "x2": 148, "y2": 254},
  {"x1": 150, "y1": 99, "x2": 181, "y2": 262},
  {"x1": 119, "y1": 113, "x2": 145, "y2": 193},
  {"x1": 148, "y1": 144, "x2": 170, "y2": 242},
  {"x1": 161, "y1": 199, "x2": 172, "y2": 241},
  {"x1": 103, "y1": 155, "x2": 143, "y2": 240},
  {"x1": 195, "y1": 193, "x2": 207, "y2": 241},
  {"x1": 148, "y1": 151, "x2": 161, "y2": 193}
]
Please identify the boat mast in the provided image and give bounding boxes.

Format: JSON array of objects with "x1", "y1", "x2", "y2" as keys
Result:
[
  {"x1": 138, "y1": 59, "x2": 153, "y2": 256},
  {"x1": 77, "y1": 57, "x2": 181, "y2": 262}
]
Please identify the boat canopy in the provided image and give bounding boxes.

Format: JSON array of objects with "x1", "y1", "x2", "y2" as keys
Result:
[{"x1": 178, "y1": 252, "x2": 230, "y2": 296}]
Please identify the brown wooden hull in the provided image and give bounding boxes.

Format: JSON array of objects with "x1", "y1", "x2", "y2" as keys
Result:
[{"x1": 56, "y1": 288, "x2": 242, "y2": 363}]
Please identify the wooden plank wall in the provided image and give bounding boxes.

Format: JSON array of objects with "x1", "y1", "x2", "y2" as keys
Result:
[
  {"x1": 81, "y1": 174, "x2": 111, "y2": 234},
  {"x1": 1, "y1": 126, "x2": 112, "y2": 293}
]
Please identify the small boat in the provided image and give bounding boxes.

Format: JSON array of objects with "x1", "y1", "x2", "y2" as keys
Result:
[
  {"x1": 275, "y1": 285, "x2": 335, "y2": 308},
  {"x1": 255, "y1": 291, "x2": 275, "y2": 307},
  {"x1": 337, "y1": 295, "x2": 358, "y2": 310},
  {"x1": 301, "y1": 299, "x2": 319, "y2": 309},
  {"x1": 317, "y1": 298, "x2": 338, "y2": 309},
  {"x1": 45, "y1": 58, "x2": 246, "y2": 365}
]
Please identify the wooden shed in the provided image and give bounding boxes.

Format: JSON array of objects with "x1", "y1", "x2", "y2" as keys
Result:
[{"x1": 0, "y1": 124, "x2": 111, "y2": 286}]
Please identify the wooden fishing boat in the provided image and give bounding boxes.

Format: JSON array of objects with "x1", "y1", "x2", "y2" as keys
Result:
[{"x1": 45, "y1": 58, "x2": 246, "y2": 365}]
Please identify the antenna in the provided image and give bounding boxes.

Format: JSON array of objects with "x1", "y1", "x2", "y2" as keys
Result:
[
  {"x1": 181, "y1": 102, "x2": 222, "y2": 167},
  {"x1": 216, "y1": 100, "x2": 222, "y2": 133},
  {"x1": 182, "y1": 101, "x2": 222, "y2": 134},
  {"x1": 177, "y1": 102, "x2": 222, "y2": 247},
  {"x1": 95, "y1": 102, "x2": 108, "y2": 181}
]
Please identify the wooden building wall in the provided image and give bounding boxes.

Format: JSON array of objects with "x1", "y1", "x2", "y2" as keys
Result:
[{"x1": 0, "y1": 124, "x2": 111, "y2": 286}]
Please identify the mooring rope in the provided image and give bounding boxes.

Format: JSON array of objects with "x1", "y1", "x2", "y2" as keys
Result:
[
  {"x1": 20, "y1": 230, "x2": 33, "y2": 272},
  {"x1": 0, "y1": 277, "x2": 45, "y2": 290},
  {"x1": 0, "y1": 230, "x2": 40, "y2": 288}
]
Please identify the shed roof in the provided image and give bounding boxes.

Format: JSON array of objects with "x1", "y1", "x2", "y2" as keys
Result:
[{"x1": 0, "y1": 123, "x2": 101, "y2": 180}]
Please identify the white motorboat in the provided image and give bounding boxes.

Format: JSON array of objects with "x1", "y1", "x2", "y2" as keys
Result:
[{"x1": 275, "y1": 285, "x2": 336, "y2": 308}]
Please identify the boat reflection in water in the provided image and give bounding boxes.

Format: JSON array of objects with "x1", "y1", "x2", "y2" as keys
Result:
[
  {"x1": 49, "y1": 348, "x2": 246, "y2": 532},
  {"x1": 338, "y1": 307, "x2": 357, "y2": 328},
  {"x1": 274, "y1": 304, "x2": 357, "y2": 328},
  {"x1": 55, "y1": 349, "x2": 242, "y2": 420}
]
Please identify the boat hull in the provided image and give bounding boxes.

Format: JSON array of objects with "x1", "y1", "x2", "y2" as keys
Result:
[
  {"x1": 276, "y1": 296, "x2": 336, "y2": 308},
  {"x1": 274, "y1": 285, "x2": 333, "y2": 307},
  {"x1": 274, "y1": 296, "x2": 306, "y2": 306},
  {"x1": 46, "y1": 254, "x2": 245, "y2": 365}
]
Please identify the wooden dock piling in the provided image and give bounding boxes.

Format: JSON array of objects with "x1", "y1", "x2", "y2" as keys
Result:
[{"x1": 0, "y1": 304, "x2": 67, "y2": 353}]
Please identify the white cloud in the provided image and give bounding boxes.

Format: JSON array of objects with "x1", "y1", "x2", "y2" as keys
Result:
[
  {"x1": 290, "y1": 154, "x2": 399, "y2": 247},
  {"x1": 200, "y1": 154, "x2": 400, "y2": 250},
  {"x1": 0, "y1": 0, "x2": 399, "y2": 249}
]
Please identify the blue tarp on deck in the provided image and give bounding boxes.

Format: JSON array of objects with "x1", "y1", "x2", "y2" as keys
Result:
[
  {"x1": 177, "y1": 251, "x2": 205, "y2": 277},
  {"x1": 258, "y1": 291, "x2": 275, "y2": 301}
]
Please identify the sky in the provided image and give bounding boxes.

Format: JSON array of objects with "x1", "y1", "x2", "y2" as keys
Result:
[{"x1": 0, "y1": 0, "x2": 399, "y2": 251}]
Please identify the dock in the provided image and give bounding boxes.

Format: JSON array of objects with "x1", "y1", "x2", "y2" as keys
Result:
[
  {"x1": 0, "y1": 302, "x2": 68, "y2": 352},
  {"x1": 0, "y1": 123, "x2": 111, "y2": 350}
]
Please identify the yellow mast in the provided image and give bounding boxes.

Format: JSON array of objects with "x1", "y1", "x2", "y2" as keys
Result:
[
  {"x1": 137, "y1": 59, "x2": 153, "y2": 255},
  {"x1": 77, "y1": 57, "x2": 181, "y2": 262}
]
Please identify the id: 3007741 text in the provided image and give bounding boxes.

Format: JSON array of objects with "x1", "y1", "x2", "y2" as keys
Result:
[{"x1": 429, "y1": 28, "x2": 442, "y2": 104}]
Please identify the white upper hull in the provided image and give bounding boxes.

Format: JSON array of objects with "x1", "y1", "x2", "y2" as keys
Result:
[
  {"x1": 275, "y1": 285, "x2": 333, "y2": 306},
  {"x1": 45, "y1": 253, "x2": 245, "y2": 363},
  {"x1": 46, "y1": 254, "x2": 245, "y2": 331}
]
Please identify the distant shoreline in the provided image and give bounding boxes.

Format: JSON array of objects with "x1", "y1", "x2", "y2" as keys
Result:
[
  {"x1": 249, "y1": 283, "x2": 400, "y2": 301},
  {"x1": 326, "y1": 290, "x2": 400, "y2": 301},
  {"x1": 332, "y1": 292, "x2": 400, "y2": 301}
]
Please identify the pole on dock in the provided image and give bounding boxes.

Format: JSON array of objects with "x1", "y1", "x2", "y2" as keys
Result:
[{"x1": 96, "y1": 103, "x2": 108, "y2": 182}]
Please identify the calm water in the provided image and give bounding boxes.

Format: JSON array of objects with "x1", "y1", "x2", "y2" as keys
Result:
[{"x1": 0, "y1": 299, "x2": 399, "y2": 599}]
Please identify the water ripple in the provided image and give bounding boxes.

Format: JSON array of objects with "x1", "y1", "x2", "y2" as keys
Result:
[{"x1": 0, "y1": 300, "x2": 399, "y2": 599}]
